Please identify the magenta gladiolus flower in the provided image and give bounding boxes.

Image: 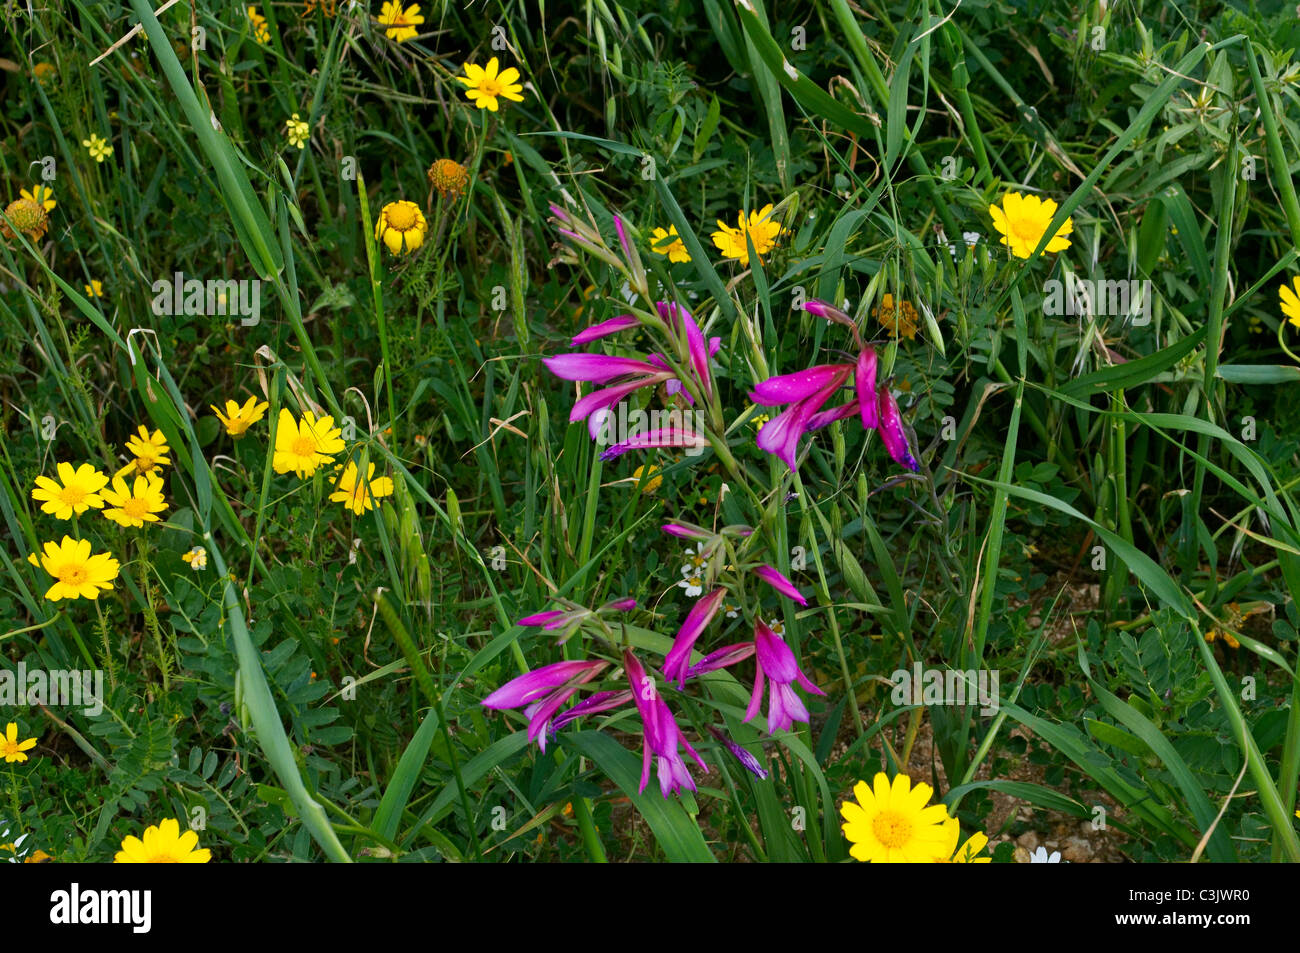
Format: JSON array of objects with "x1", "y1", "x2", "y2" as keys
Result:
[
  {"x1": 516, "y1": 606, "x2": 591, "y2": 637},
  {"x1": 801, "y1": 299, "x2": 858, "y2": 332},
  {"x1": 661, "y1": 521, "x2": 712, "y2": 541},
  {"x1": 572, "y1": 314, "x2": 640, "y2": 345},
  {"x1": 613, "y1": 214, "x2": 634, "y2": 262},
  {"x1": 550, "y1": 689, "x2": 634, "y2": 733},
  {"x1": 663, "y1": 588, "x2": 728, "y2": 687},
  {"x1": 547, "y1": 300, "x2": 722, "y2": 452},
  {"x1": 750, "y1": 346, "x2": 919, "y2": 473},
  {"x1": 517, "y1": 609, "x2": 568, "y2": 628},
  {"x1": 543, "y1": 353, "x2": 666, "y2": 384},
  {"x1": 600, "y1": 597, "x2": 638, "y2": 612},
  {"x1": 805, "y1": 399, "x2": 860, "y2": 432},
  {"x1": 625, "y1": 650, "x2": 707, "y2": 797},
  {"x1": 543, "y1": 352, "x2": 674, "y2": 439},
  {"x1": 482, "y1": 659, "x2": 609, "y2": 750},
  {"x1": 802, "y1": 298, "x2": 843, "y2": 320},
  {"x1": 753, "y1": 564, "x2": 807, "y2": 606},
  {"x1": 663, "y1": 521, "x2": 752, "y2": 541},
  {"x1": 684, "y1": 641, "x2": 756, "y2": 679},
  {"x1": 644, "y1": 302, "x2": 721, "y2": 405},
  {"x1": 750, "y1": 364, "x2": 854, "y2": 470},
  {"x1": 856, "y1": 347, "x2": 879, "y2": 429},
  {"x1": 744, "y1": 621, "x2": 825, "y2": 734},
  {"x1": 599, "y1": 426, "x2": 709, "y2": 461},
  {"x1": 877, "y1": 387, "x2": 920, "y2": 472},
  {"x1": 654, "y1": 301, "x2": 714, "y2": 401}
]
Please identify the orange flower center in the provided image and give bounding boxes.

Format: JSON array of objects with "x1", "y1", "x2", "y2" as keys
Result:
[
  {"x1": 478, "y1": 77, "x2": 503, "y2": 98},
  {"x1": 58, "y1": 485, "x2": 86, "y2": 506},
  {"x1": 292, "y1": 434, "x2": 318, "y2": 458},
  {"x1": 148, "y1": 855, "x2": 180, "y2": 863},
  {"x1": 122, "y1": 497, "x2": 149, "y2": 519},
  {"x1": 385, "y1": 203, "x2": 417, "y2": 231},
  {"x1": 871, "y1": 809, "x2": 913, "y2": 849},
  {"x1": 1013, "y1": 217, "x2": 1042, "y2": 242},
  {"x1": 4, "y1": 198, "x2": 46, "y2": 232},
  {"x1": 57, "y1": 564, "x2": 88, "y2": 586}
]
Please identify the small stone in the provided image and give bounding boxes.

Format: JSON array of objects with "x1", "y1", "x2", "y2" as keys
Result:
[{"x1": 1016, "y1": 830, "x2": 1040, "y2": 850}]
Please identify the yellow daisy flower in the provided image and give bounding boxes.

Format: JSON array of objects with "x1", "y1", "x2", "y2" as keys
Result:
[
  {"x1": 273, "y1": 408, "x2": 346, "y2": 478},
  {"x1": 37, "y1": 536, "x2": 120, "y2": 602},
  {"x1": 85, "y1": 279, "x2": 104, "y2": 297},
  {"x1": 840, "y1": 772, "x2": 957, "y2": 863},
  {"x1": 182, "y1": 547, "x2": 208, "y2": 570},
  {"x1": 82, "y1": 133, "x2": 113, "y2": 163},
  {"x1": 118, "y1": 426, "x2": 171, "y2": 477},
  {"x1": 329, "y1": 461, "x2": 395, "y2": 514},
  {"x1": 650, "y1": 225, "x2": 691, "y2": 263},
  {"x1": 988, "y1": 191, "x2": 1073, "y2": 259},
  {"x1": 113, "y1": 818, "x2": 211, "y2": 864},
  {"x1": 375, "y1": 200, "x2": 427, "y2": 255},
  {"x1": 457, "y1": 56, "x2": 526, "y2": 112},
  {"x1": 99, "y1": 473, "x2": 168, "y2": 529},
  {"x1": 31, "y1": 462, "x2": 110, "y2": 520},
  {"x1": 285, "y1": 113, "x2": 310, "y2": 149},
  {"x1": 211, "y1": 396, "x2": 270, "y2": 438},
  {"x1": 1, "y1": 723, "x2": 37, "y2": 764},
  {"x1": 1279, "y1": 276, "x2": 1300, "y2": 329},
  {"x1": 32, "y1": 62, "x2": 57, "y2": 86},
  {"x1": 377, "y1": 1, "x2": 423, "y2": 43},
  {"x1": 711, "y1": 203, "x2": 782, "y2": 266},
  {"x1": 20, "y1": 185, "x2": 55, "y2": 212}
]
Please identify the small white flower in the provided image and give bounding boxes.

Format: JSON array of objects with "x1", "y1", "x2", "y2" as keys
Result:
[
  {"x1": 1030, "y1": 846, "x2": 1064, "y2": 863},
  {"x1": 677, "y1": 574, "x2": 704, "y2": 598},
  {"x1": 724, "y1": 603, "x2": 740, "y2": 619},
  {"x1": 962, "y1": 231, "x2": 981, "y2": 246},
  {"x1": 681, "y1": 546, "x2": 708, "y2": 578},
  {"x1": 619, "y1": 279, "x2": 637, "y2": 305},
  {"x1": 767, "y1": 619, "x2": 785, "y2": 637}
]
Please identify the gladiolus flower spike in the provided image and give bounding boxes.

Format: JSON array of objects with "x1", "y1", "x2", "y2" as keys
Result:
[
  {"x1": 482, "y1": 660, "x2": 608, "y2": 752},
  {"x1": 749, "y1": 302, "x2": 921, "y2": 474},
  {"x1": 625, "y1": 650, "x2": 708, "y2": 797},
  {"x1": 745, "y1": 620, "x2": 826, "y2": 734}
]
